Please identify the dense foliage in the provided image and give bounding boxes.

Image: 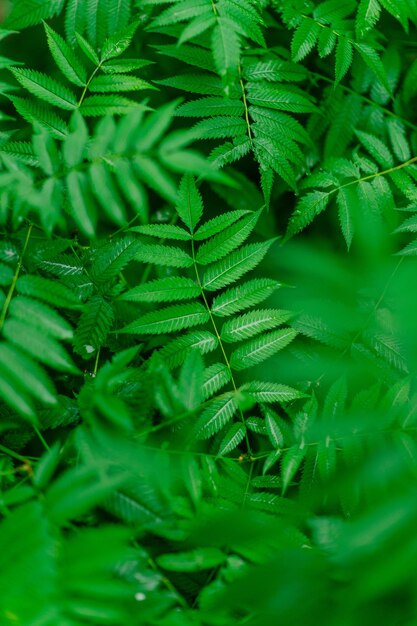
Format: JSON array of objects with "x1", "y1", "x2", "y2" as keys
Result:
[{"x1": 1, "y1": 0, "x2": 417, "y2": 624}]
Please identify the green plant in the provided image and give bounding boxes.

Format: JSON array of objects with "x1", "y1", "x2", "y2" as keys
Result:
[{"x1": 1, "y1": 1, "x2": 417, "y2": 625}]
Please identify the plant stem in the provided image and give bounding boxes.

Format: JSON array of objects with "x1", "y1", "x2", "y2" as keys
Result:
[
  {"x1": 78, "y1": 62, "x2": 103, "y2": 107},
  {"x1": 239, "y1": 64, "x2": 253, "y2": 145},
  {"x1": 0, "y1": 224, "x2": 33, "y2": 333}
]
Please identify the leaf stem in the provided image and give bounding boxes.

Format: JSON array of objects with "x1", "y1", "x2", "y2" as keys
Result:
[
  {"x1": 239, "y1": 64, "x2": 253, "y2": 145},
  {"x1": 0, "y1": 223, "x2": 33, "y2": 333},
  {"x1": 78, "y1": 61, "x2": 103, "y2": 107}
]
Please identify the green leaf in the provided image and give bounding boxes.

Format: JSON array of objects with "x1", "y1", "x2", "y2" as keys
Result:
[
  {"x1": 212, "y1": 278, "x2": 281, "y2": 317},
  {"x1": 178, "y1": 349, "x2": 204, "y2": 410},
  {"x1": 221, "y1": 309, "x2": 291, "y2": 343},
  {"x1": 9, "y1": 296, "x2": 73, "y2": 339},
  {"x1": 3, "y1": 319, "x2": 78, "y2": 372},
  {"x1": 9, "y1": 96, "x2": 69, "y2": 139},
  {"x1": 102, "y1": 58, "x2": 153, "y2": 74},
  {"x1": 281, "y1": 444, "x2": 306, "y2": 494},
  {"x1": 355, "y1": 129, "x2": 394, "y2": 168},
  {"x1": 262, "y1": 450, "x2": 282, "y2": 475},
  {"x1": 335, "y1": 38, "x2": 353, "y2": 83},
  {"x1": 265, "y1": 411, "x2": 284, "y2": 448},
  {"x1": 131, "y1": 224, "x2": 191, "y2": 240},
  {"x1": 202, "y1": 362, "x2": 231, "y2": 400},
  {"x1": 287, "y1": 191, "x2": 331, "y2": 238},
  {"x1": 218, "y1": 423, "x2": 246, "y2": 456},
  {"x1": 4, "y1": 0, "x2": 65, "y2": 29},
  {"x1": 135, "y1": 243, "x2": 193, "y2": 268},
  {"x1": 0, "y1": 362, "x2": 37, "y2": 421},
  {"x1": 196, "y1": 209, "x2": 262, "y2": 265},
  {"x1": 89, "y1": 74, "x2": 153, "y2": 93},
  {"x1": 176, "y1": 175, "x2": 203, "y2": 232},
  {"x1": 176, "y1": 97, "x2": 244, "y2": 118},
  {"x1": 16, "y1": 275, "x2": 80, "y2": 308},
  {"x1": 291, "y1": 19, "x2": 320, "y2": 62},
  {"x1": 66, "y1": 170, "x2": 96, "y2": 238},
  {"x1": 337, "y1": 186, "x2": 356, "y2": 250},
  {"x1": 44, "y1": 22, "x2": 86, "y2": 87},
  {"x1": 230, "y1": 328, "x2": 297, "y2": 371},
  {"x1": 157, "y1": 548, "x2": 226, "y2": 572},
  {"x1": 101, "y1": 21, "x2": 139, "y2": 61},
  {"x1": 356, "y1": 0, "x2": 381, "y2": 38},
  {"x1": 242, "y1": 381, "x2": 305, "y2": 403},
  {"x1": 120, "y1": 302, "x2": 209, "y2": 335},
  {"x1": 10, "y1": 68, "x2": 77, "y2": 110},
  {"x1": 194, "y1": 210, "x2": 250, "y2": 240},
  {"x1": 80, "y1": 95, "x2": 148, "y2": 117},
  {"x1": 119, "y1": 277, "x2": 200, "y2": 303},
  {"x1": 194, "y1": 393, "x2": 238, "y2": 439},
  {"x1": 0, "y1": 343, "x2": 56, "y2": 405},
  {"x1": 158, "y1": 330, "x2": 218, "y2": 368},
  {"x1": 211, "y1": 18, "x2": 240, "y2": 80},
  {"x1": 246, "y1": 84, "x2": 318, "y2": 114},
  {"x1": 75, "y1": 31, "x2": 100, "y2": 64},
  {"x1": 354, "y1": 43, "x2": 392, "y2": 95},
  {"x1": 203, "y1": 239, "x2": 276, "y2": 292},
  {"x1": 74, "y1": 295, "x2": 114, "y2": 359}
]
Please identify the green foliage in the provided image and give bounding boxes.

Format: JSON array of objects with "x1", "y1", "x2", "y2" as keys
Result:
[{"x1": 1, "y1": 1, "x2": 417, "y2": 625}]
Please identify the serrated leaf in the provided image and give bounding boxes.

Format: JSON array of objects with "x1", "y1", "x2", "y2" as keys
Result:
[
  {"x1": 74, "y1": 295, "x2": 114, "y2": 359},
  {"x1": 287, "y1": 191, "x2": 331, "y2": 238},
  {"x1": 203, "y1": 239, "x2": 276, "y2": 292},
  {"x1": 202, "y1": 363, "x2": 231, "y2": 400},
  {"x1": 194, "y1": 210, "x2": 250, "y2": 240},
  {"x1": 10, "y1": 68, "x2": 77, "y2": 110},
  {"x1": 195, "y1": 393, "x2": 238, "y2": 439},
  {"x1": 120, "y1": 302, "x2": 209, "y2": 335},
  {"x1": 281, "y1": 444, "x2": 306, "y2": 494},
  {"x1": 75, "y1": 31, "x2": 100, "y2": 64},
  {"x1": 211, "y1": 18, "x2": 240, "y2": 80},
  {"x1": 176, "y1": 175, "x2": 203, "y2": 232},
  {"x1": 335, "y1": 38, "x2": 353, "y2": 83},
  {"x1": 101, "y1": 21, "x2": 139, "y2": 61},
  {"x1": 119, "y1": 277, "x2": 200, "y2": 303},
  {"x1": 355, "y1": 129, "x2": 393, "y2": 168},
  {"x1": 354, "y1": 43, "x2": 392, "y2": 95},
  {"x1": 89, "y1": 74, "x2": 153, "y2": 93},
  {"x1": 265, "y1": 412, "x2": 284, "y2": 448},
  {"x1": 262, "y1": 450, "x2": 282, "y2": 475},
  {"x1": 80, "y1": 95, "x2": 148, "y2": 117},
  {"x1": 217, "y1": 423, "x2": 246, "y2": 456},
  {"x1": 291, "y1": 19, "x2": 320, "y2": 62},
  {"x1": 212, "y1": 278, "x2": 281, "y2": 317},
  {"x1": 135, "y1": 243, "x2": 193, "y2": 268},
  {"x1": 356, "y1": 0, "x2": 381, "y2": 38},
  {"x1": 221, "y1": 309, "x2": 291, "y2": 343},
  {"x1": 243, "y1": 381, "x2": 305, "y2": 403},
  {"x1": 44, "y1": 22, "x2": 86, "y2": 87},
  {"x1": 131, "y1": 224, "x2": 191, "y2": 240},
  {"x1": 230, "y1": 327, "x2": 297, "y2": 370},
  {"x1": 9, "y1": 96, "x2": 69, "y2": 139},
  {"x1": 158, "y1": 330, "x2": 218, "y2": 368},
  {"x1": 196, "y1": 209, "x2": 261, "y2": 265},
  {"x1": 337, "y1": 186, "x2": 356, "y2": 250}
]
